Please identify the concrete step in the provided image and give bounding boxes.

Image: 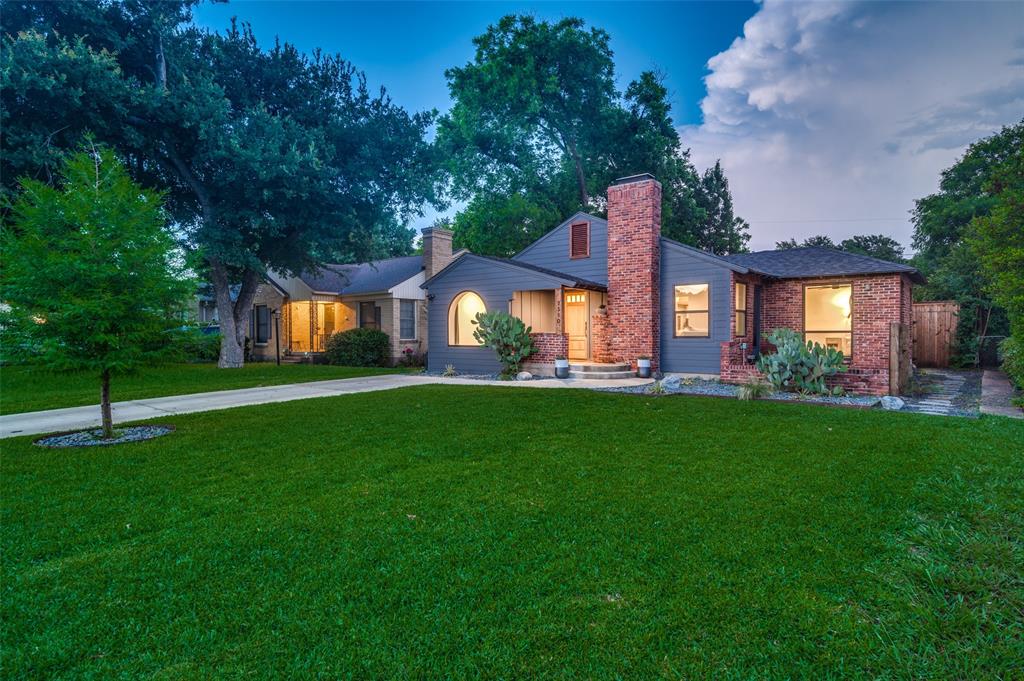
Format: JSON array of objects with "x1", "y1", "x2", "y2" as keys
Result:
[
  {"x1": 569, "y1": 363, "x2": 631, "y2": 373},
  {"x1": 568, "y1": 370, "x2": 637, "y2": 380}
]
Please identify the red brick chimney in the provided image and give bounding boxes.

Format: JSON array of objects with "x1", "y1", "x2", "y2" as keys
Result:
[{"x1": 606, "y1": 173, "x2": 661, "y2": 371}]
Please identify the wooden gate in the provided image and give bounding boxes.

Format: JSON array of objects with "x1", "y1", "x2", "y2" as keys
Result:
[{"x1": 912, "y1": 301, "x2": 959, "y2": 368}]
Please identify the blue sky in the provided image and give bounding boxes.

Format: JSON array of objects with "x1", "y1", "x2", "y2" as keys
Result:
[
  {"x1": 193, "y1": 1, "x2": 1024, "y2": 251},
  {"x1": 193, "y1": 1, "x2": 757, "y2": 125}
]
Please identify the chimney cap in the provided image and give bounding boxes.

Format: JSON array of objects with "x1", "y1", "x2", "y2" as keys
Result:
[
  {"x1": 611, "y1": 173, "x2": 658, "y2": 186},
  {"x1": 421, "y1": 226, "x2": 454, "y2": 236}
]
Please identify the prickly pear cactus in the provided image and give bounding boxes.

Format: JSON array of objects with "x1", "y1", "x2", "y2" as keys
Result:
[{"x1": 757, "y1": 328, "x2": 847, "y2": 394}]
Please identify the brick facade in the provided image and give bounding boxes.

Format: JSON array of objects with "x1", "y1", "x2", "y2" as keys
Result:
[
  {"x1": 606, "y1": 175, "x2": 661, "y2": 371},
  {"x1": 529, "y1": 332, "x2": 569, "y2": 363},
  {"x1": 591, "y1": 309, "x2": 614, "y2": 363},
  {"x1": 719, "y1": 272, "x2": 915, "y2": 396}
]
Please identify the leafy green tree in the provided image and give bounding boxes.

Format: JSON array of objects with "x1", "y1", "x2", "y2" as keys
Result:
[
  {"x1": 440, "y1": 15, "x2": 747, "y2": 257},
  {"x1": 693, "y1": 161, "x2": 750, "y2": 255},
  {"x1": 775, "y1": 234, "x2": 905, "y2": 262},
  {"x1": 911, "y1": 121, "x2": 1022, "y2": 364},
  {"x1": 2, "y1": 3, "x2": 441, "y2": 367},
  {"x1": 1, "y1": 148, "x2": 193, "y2": 438}
]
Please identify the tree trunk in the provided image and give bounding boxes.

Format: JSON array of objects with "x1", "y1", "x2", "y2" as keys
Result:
[
  {"x1": 100, "y1": 370, "x2": 114, "y2": 439},
  {"x1": 566, "y1": 140, "x2": 589, "y2": 208},
  {"x1": 209, "y1": 259, "x2": 262, "y2": 368}
]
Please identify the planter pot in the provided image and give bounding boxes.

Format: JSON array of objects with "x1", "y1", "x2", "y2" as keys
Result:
[
  {"x1": 637, "y1": 358, "x2": 651, "y2": 378},
  {"x1": 554, "y1": 358, "x2": 570, "y2": 379}
]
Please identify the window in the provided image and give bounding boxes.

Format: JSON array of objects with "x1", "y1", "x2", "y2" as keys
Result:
[
  {"x1": 735, "y1": 282, "x2": 747, "y2": 336},
  {"x1": 254, "y1": 305, "x2": 270, "y2": 344},
  {"x1": 359, "y1": 301, "x2": 381, "y2": 330},
  {"x1": 804, "y1": 284, "x2": 852, "y2": 357},
  {"x1": 400, "y1": 300, "x2": 416, "y2": 339},
  {"x1": 570, "y1": 222, "x2": 590, "y2": 259},
  {"x1": 448, "y1": 291, "x2": 486, "y2": 346},
  {"x1": 674, "y1": 284, "x2": 710, "y2": 337}
]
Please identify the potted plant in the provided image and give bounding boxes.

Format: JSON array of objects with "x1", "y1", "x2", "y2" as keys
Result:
[
  {"x1": 554, "y1": 355, "x2": 570, "y2": 379},
  {"x1": 637, "y1": 355, "x2": 652, "y2": 378}
]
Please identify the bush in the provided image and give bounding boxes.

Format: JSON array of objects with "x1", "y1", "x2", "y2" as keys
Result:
[
  {"x1": 737, "y1": 379, "x2": 773, "y2": 401},
  {"x1": 756, "y1": 328, "x2": 847, "y2": 395},
  {"x1": 325, "y1": 328, "x2": 391, "y2": 367},
  {"x1": 472, "y1": 311, "x2": 536, "y2": 376},
  {"x1": 398, "y1": 346, "x2": 425, "y2": 368},
  {"x1": 172, "y1": 327, "x2": 222, "y2": 363},
  {"x1": 999, "y1": 336, "x2": 1024, "y2": 389}
]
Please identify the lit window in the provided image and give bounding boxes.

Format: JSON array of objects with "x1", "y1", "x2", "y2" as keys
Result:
[
  {"x1": 735, "y1": 282, "x2": 747, "y2": 336},
  {"x1": 674, "y1": 284, "x2": 709, "y2": 337},
  {"x1": 400, "y1": 300, "x2": 416, "y2": 340},
  {"x1": 449, "y1": 291, "x2": 486, "y2": 346},
  {"x1": 804, "y1": 284, "x2": 852, "y2": 357}
]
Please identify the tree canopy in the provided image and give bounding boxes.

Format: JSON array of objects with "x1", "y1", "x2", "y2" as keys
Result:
[
  {"x1": 775, "y1": 234, "x2": 906, "y2": 262},
  {"x1": 438, "y1": 15, "x2": 748, "y2": 257},
  {"x1": 1, "y1": 147, "x2": 193, "y2": 436},
  {"x1": 2, "y1": 1, "x2": 442, "y2": 366}
]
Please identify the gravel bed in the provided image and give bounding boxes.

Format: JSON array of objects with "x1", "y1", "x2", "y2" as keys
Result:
[
  {"x1": 35, "y1": 425, "x2": 174, "y2": 448},
  {"x1": 600, "y1": 378, "x2": 880, "y2": 407}
]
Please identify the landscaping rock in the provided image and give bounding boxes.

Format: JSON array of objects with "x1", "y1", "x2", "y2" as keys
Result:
[
  {"x1": 880, "y1": 396, "x2": 905, "y2": 411},
  {"x1": 660, "y1": 375, "x2": 682, "y2": 391},
  {"x1": 35, "y1": 425, "x2": 174, "y2": 448},
  {"x1": 516, "y1": 371, "x2": 533, "y2": 381}
]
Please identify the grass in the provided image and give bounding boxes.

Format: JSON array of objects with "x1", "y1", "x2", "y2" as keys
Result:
[
  {"x1": 2, "y1": 387, "x2": 1023, "y2": 678},
  {"x1": 0, "y1": 363, "x2": 407, "y2": 414}
]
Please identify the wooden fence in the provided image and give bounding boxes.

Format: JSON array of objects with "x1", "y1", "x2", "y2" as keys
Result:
[{"x1": 912, "y1": 301, "x2": 959, "y2": 368}]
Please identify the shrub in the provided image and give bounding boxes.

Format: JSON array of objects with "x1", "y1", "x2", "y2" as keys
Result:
[
  {"x1": 737, "y1": 379, "x2": 773, "y2": 401},
  {"x1": 472, "y1": 311, "x2": 536, "y2": 376},
  {"x1": 442, "y1": 364, "x2": 457, "y2": 377},
  {"x1": 756, "y1": 328, "x2": 847, "y2": 395},
  {"x1": 325, "y1": 328, "x2": 390, "y2": 367},
  {"x1": 172, "y1": 327, "x2": 222, "y2": 363},
  {"x1": 999, "y1": 336, "x2": 1024, "y2": 389},
  {"x1": 398, "y1": 346, "x2": 424, "y2": 368}
]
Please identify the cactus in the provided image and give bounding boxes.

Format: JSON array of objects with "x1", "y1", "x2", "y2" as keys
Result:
[
  {"x1": 757, "y1": 328, "x2": 847, "y2": 395},
  {"x1": 472, "y1": 311, "x2": 536, "y2": 377}
]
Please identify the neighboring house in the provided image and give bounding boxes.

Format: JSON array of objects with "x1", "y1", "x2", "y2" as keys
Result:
[
  {"x1": 249, "y1": 228, "x2": 456, "y2": 363},
  {"x1": 422, "y1": 173, "x2": 922, "y2": 395}
]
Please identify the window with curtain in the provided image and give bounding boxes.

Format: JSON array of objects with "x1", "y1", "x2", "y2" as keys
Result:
[
  {"x1": 448, "y1": 291, "x2": 486, "y2": 346},
  {"x1": 674, "y1": 284, "x2": 709, "y2": 337},
  {"x1": 254, "y1": 305, "x2": 270, "y2": 344},
  {"x1": 804, "y1": 284, "x2": 852, "y2": 357},
  {"x1": 735, "y1": 282, "x2": 747, "y2": 336},
  {"x1": 400, "y1": 300, "x2": 416, "y2": 339},
  {"x1": 359, "y1": 301, "x2": 380, "y2": 330}
]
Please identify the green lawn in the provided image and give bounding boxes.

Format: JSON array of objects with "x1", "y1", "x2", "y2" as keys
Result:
[
  {"x1": 3, "y1": 388, "x2": 1022, "y2": 679},
  {"x1": 0, "y1": 363, "x2": 406, "y2": 414}
]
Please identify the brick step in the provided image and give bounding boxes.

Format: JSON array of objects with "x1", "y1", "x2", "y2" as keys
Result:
[
  {"x1": 569, "y1": 363, "x2": 632, "y2": 373},
  {"x1": 568, "y1": 370, "x2": 637, "y2": 380}
]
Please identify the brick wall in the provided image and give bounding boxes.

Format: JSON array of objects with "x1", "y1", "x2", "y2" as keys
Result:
[
  {"x1": 529, "y1": 332, "x2": 568, "y2": 363},
  {"x1": 606, "y1": 175, "x2": 661, "y2": 371},
  {"x1": 591, "y1": 310, "x2": 614, "y2": 362},
  {"x1": 719, "y1": 273, "x2": 914, "y2": 396},
  {"x1": 250, "y1": 283, "x2": 286, "y2": 361}
]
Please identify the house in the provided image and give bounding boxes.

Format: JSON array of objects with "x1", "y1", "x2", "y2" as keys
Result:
[
  {"x1": 422, "y1": 173, "x2": 922, "y2": 395},
  {"x1": 248, "y1": 228, "x2": 456, "y2": 363}
]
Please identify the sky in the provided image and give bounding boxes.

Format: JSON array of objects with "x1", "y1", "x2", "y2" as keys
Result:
[{"x1": 193, "y1": 1, "x2": 1024, "y2": 252}]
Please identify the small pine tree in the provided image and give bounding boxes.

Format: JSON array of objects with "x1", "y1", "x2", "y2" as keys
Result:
[{"x1": 1, "y1": 146, "x2": 194, "y2": 438}]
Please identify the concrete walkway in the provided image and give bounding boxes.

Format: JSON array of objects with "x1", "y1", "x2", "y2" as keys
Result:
[
  {"x1": 980, "y1": 370, "x2": 1023, "y2": 419},
  {"x1": 0, "y1": 374, "x2": 654, "y2": 439}
]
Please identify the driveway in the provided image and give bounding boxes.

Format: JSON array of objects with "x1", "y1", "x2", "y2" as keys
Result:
[{"x1": 0, "y1": 374, "x2": 654, "y2": 439}]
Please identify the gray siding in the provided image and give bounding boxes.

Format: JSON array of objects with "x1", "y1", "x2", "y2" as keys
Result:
[
  {"x1": 426, "y1": 257, "x2": 566, "y2": 373},
  {"x1": 660, "y1": 244, "x2": 733, "y2": 374},
  {"x1": 514, "y1": 213, "x2": 609, "y2": 285}
]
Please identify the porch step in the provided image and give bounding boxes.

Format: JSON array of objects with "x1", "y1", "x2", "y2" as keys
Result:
[
  {"x1": 568, "y1": 369, "x2": 637, "y2": 380},
  {"x1": 569, "y1": 362, "x2": 632, "y2": 373}
]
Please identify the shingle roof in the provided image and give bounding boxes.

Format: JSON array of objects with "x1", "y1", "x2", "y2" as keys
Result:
[
  {"x1": 721, "y1": 247, "x2": 924, "y2": 283},
  {"x1": 301, "y1": 255, "x2": 423, "y2": 294},
  {"x1": 475, "y1": 254, "x2": 608, "y2": 290}
]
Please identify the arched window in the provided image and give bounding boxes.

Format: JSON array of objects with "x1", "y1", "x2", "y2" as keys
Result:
[{"x1": 448, "y1": 291, "x2": 486, "y2": 346}]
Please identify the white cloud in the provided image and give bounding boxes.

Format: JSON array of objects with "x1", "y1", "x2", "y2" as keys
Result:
[{"x1": 681, "y1": 1, "x2": 1024, "y2": 252}]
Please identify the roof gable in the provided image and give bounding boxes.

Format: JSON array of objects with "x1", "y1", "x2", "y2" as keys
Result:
[{"x1": 514, "y1": 212, "x2": 606, "y2": 260}]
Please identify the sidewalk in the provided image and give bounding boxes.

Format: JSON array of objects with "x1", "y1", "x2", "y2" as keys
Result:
[
  {"x1": 0, "y1": 374, "x2": 654, "y2": 439},
  {"x1": 980, "y1": 370, "x2": 1023, "y2": 419}
]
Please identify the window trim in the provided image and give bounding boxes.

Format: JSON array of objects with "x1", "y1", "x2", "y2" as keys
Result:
[
  {"x1": 569, "y1": 221, "x2": 590, "y2": 259},
  {"x1": 734, "y1": 282, "x2": 747, "y2": 337},
  {"x1": 253, "y1": 304, "x2": 270, "y2": 345},
  {"x1": 673, "y1": 283, "x2": 711, "y2": 338},
  {"x1": 448, "y1": 290, "x2": 487, "y2": 347},
  {"x1": 399, "y1": 299, "x2": 417, "y2": 341},
  {"x1": 802, "y1": 282, "x2": 854, "y2": 361}
]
